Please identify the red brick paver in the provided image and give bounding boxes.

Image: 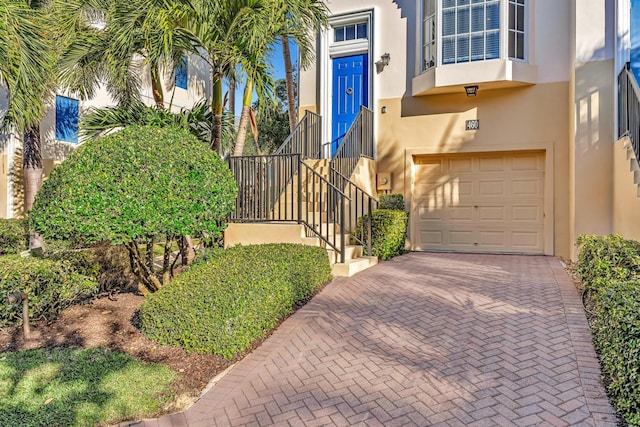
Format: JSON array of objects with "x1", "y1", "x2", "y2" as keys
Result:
[{"x1": 134, "y1": 254, "x2": 617, "y2": 426}]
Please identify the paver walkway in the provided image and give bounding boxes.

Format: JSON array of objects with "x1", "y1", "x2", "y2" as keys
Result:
[{"x1": 136, "y1": 253, "x2": 618, "y2": 426}]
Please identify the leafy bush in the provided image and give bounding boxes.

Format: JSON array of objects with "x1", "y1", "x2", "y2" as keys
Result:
[
  {"x1": 0, "y1": 218, "x2": 28, "y2": 255},
  {"x1": 378, "y1": 193, "x2": 404, "y2": 211},
  {"x1": 0, "y1": 255, "x2": 99, "y2": 326},
  {"x1": 355, "y1": 209, "x2": 408, "y2": 261},
  {"x1": 139, "y1": 244, "x2": 332, "y2": 359},
  {"x1": 576, "y1": 234, "x2": 640, "y2": 292},
  {"x1": 591, "y1": 281, "x2": 640, "y2": 425},
  {"x1": 30, "y1": 125, "x2": 237, "y2": 292}
]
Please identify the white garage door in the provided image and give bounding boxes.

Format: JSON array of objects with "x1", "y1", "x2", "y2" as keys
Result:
[{"x1": 412, "y1": 151, "x2": 545, "y2": 254}]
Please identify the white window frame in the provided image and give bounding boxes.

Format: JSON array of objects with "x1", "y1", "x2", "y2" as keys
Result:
[{"x1": 422, "y1": 0, "x2": 528, "y2": 73}]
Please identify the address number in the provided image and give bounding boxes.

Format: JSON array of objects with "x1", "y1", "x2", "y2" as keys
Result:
[{"x1": 466, "y1": 120, "x2": 480, "y2": 130}]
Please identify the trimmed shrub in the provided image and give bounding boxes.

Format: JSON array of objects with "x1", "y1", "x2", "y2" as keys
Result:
[
  {"x1": 0, "y1": 218, "x2": 28, "y2": 255},
  {"x1": 591, "y1": 281, "x2": 640, "y2": 425},
  {"x1": 30, "y1": 125, "x2": 237, "y2": 292},
  {"x1": 139, "y1": 244, "x2": 332, "y2": 359},
  {"x1": 0, "y1": 255, "x2": 99, "y2": 326},
  {"x1": 576, "y1": 234, "x2": 640, "y2": 292},
  {"x1": 355, "y1": 209, "x2": 408, "y2": 261},
  {"x1": 378, "y1": 193, "x2": 404, "y2": 211}
]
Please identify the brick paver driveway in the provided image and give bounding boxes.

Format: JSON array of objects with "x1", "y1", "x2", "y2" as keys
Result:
[{"x1": 138, "y1": 253, "x2": 618, "y2": 426}]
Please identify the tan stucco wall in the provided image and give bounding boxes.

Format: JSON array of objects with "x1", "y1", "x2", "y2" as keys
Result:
[
  {"x1": 372, "y1": 81, "x2": 570, "y2": 257},
  {"x1": 613, "y1": 137, "x2": 640, "y2": 240},
  {"x1": 568, "y1": 60, "x2": 615, "y2": 259}
]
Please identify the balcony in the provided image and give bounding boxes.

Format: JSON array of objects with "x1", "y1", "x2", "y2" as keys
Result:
[{"x1": 412, "y1": 59, "x2": 537, "y2": 96}]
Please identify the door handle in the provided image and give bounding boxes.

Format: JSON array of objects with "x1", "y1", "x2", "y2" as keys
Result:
[{"x1": 346, "y1": 88, "x2": 353, "y2": 95}]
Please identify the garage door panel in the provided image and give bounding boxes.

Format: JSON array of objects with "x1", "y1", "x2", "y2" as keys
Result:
[
  {"x1": 479, "y1": 180, "x2": 505, "y2": 196},
  {"x1": 478, "y1": 156, "x2": 505, "y2": 172},
  {"x1": 413, "y1": 151, "x2": 545, "y2": 254}
]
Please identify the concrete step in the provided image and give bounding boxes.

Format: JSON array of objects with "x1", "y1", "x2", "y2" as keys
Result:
[
  {"x1": 332, "y1": 256, "x2": 378, "y2": 277},
  {"x1": 326, "y1": 245, "x2": 363, "y2": 263}
]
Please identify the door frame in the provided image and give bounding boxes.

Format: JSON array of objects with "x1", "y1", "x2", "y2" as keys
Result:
[{"x1": 319, "y1": 9, "x2": 374, "y2": 158}]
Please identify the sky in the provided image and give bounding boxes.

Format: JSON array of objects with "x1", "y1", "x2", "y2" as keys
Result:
[{"x1": 226, "y1": 41, "x2": 298, "y2": 117}]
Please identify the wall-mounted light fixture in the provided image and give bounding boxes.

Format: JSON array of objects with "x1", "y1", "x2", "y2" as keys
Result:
[
  {"x1": 464, "y1": 85, "x2": 479, "y2": 97},
  {"x1": 376, "y1": 53, "x2": 391, "y2": 73}
]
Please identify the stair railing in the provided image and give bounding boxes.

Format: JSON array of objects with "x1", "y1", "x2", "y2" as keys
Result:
[
  {"x1": 330, "y1": 167, "x2": 377, "y2": 256},
  {"x1": 274, "y1": 111, "x2": 322, "y2": 160},
  {"x1": 619, "y1": 62, "x2": 640, "y2": 161},
  {"x1": 228, "y1": 153, "x2": 350, "y2": 263},
  {"x1": 331, "y1": 106, "x2": 374, "y2": 180}
]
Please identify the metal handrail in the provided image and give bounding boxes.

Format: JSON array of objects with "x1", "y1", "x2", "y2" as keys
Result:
[
  {"x1": 331, "y1": 106, "x2": 374, "y2": 180},
  {"x1": 619, "y1": 63, "x2": 640, "y2": 162},
  {"x1": 228, "y1": 153, "x2": 350, "y2": 263},
  {"x1": 274, "y1": 110, "x2": 322, "y2": 159},
  {"x1": 330, "y1": 166, "x2": 378, "y2": 256}
]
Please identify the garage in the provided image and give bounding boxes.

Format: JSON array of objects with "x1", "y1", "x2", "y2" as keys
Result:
[{"x1": 412, "y1": 151, "x2": 545, "y2": 254}]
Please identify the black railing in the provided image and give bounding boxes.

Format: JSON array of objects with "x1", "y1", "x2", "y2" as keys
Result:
[
  {"x1": 331, "y1": 106, "x2": 374, "y2": 180},
  {"x1": 228, "y1": 154, "x2": 299, "y2": 222},
  {"x1": 228, "y1": 154, "x2": 349, "y2": 263},
  {"x1": 330, "y1": 167, "x2": 377, "y2": 256},
  {"x1": 274, "y1": 111, "x2": 322, "y2": 159},
  {"x1": 619, "y1": 63, "x2": 640, "y2": 161}
]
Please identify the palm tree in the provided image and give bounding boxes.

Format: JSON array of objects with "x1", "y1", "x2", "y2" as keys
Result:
[
  {"x1": 277, "y1": 0, "x2": 328, "y2": 131},
  {"x1": 57, "y1": 0, "x2": 188, "y2": 110},
  {"x1": 0, "y1": 0, "x2": 56, "y2": 248},
  {"x1": 178, "y1": 0, "x2": 265, "y2": 153}
]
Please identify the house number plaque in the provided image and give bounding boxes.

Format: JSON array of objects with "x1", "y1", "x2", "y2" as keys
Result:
[{"x1": 466, "y1": 120, "x2": 480, "y2": 130}]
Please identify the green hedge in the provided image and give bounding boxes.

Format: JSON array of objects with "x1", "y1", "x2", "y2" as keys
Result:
[
  {"x1": 591, "y1": 281, "x2": 640, "y2": 426},
  {"x1": 139, "y1": 244, "x2": 332, "y2": 359},
  {"x1": 0, "y1": 218, "x2": 28, "y2": 255},
  {"x1": 378, "y1": 194, "x2": 404, "y2": 211},
  {"x1": 576, "y1": 234, "x2": 640, "y2": 425},
  {"x1": 576, "y1": 234, "x2": 640, "y2": 292},
  {"x1": 355, "y1": 209, "x2": 408, "y2": 261},
  {"x1": 0, "y1": 255, "x2": 99, "y2": 327}
]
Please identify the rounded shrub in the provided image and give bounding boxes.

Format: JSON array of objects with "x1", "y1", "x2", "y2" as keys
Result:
[
  {"x1": 30, "y1": 125, "x2": 237, "y2": 291},
  {"x1": 0, "y1": 255, "x2": 99, "y2": 326},
  {"x1": 591, "y1": 281, "x2": 640, "y2": 425},
  {"x1": 378, "y1": 193, "x2": 405, "y2": 211},
  {"x1": 0, "y1": 218, "x2": 28, "y2": 255},
  {"x1": 355, "y1": 209, "x2": 408, "y2": 261},
  {"x1": 139, "y1": 244, "x2": 332, "y2": 359},
  {"x1": 576, "y1": 234, "x2": 640, "y2": 292}
]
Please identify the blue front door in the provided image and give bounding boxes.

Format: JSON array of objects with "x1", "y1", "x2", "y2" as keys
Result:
[{"x1": 332, "y1": 54, "x2": 368, "y2": 155}]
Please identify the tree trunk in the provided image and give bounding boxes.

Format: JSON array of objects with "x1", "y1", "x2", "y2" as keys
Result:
[
  {"x1": 282, "y1": 35, "x2": 297, "y2": 132},
  {"x1": 228, "y1": 75, "x2": 236, "y2": 121},
  {"x1": 23, "y1": 124, "x2": 45, "y2": 250},
  {"x1": 234, "y1": 79, "x2": 254, "y2": 156},
  {"x1": 179, "y1": 235, "x2": 195, "y2": 265},
  {"x1": 150, "y1": 65, "x2": 165, "y2": 109},
  {"x1": 211, "y1": 68, "x2": 224, "y2": 153},
  {"x1": 126, "y1": 240, "x2": 162, "y2": 294},
  {"x1": 162, "y1": 236, "x2": 172, "y2": 286}
]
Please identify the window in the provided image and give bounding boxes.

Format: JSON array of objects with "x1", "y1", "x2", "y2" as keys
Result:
[
  {"x1": 175, "y1": 56, "x2": 188, "y2": 89},
  {"x1": 422, "y1": 0, "x2": 526, "y2": 71},
  {"x1": 508, "y1": 0, "x2": 525, "y2": 60},
  {"x1": 442, "y1": 0, "x2": 500, "y2": 65},
  {"x1": 334, "y1": 23, "x2": 368, "y2": 42},
  {"x1": 55, "y1": 95, "x2": 79, "y2": 143},
  {"x1": 423, "y1": 0, "x2": 436, "y2": 70}
]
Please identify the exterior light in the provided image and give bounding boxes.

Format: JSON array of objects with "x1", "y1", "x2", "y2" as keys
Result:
[
  {"x1": 375, "y1": 53, "x2": 391, "y2": 73},
  {"x1": 465, "y1": 85, "x2": 479, "y2": 97},
  {"x1": 7, "y1": 291, "x2": 30, "y2": 338}
]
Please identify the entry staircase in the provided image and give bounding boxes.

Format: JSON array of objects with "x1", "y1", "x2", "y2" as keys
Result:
[
  {"x1": 227, "y1": 107, "x2": 378, "y2": 277},
  {"x1": 618, "y1": 63, "x2": 640, "y2": 194}
]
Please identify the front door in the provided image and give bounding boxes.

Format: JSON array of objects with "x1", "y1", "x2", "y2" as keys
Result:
[{"x1": 332, "y1": 54, "x2": 368, "y2": 155}]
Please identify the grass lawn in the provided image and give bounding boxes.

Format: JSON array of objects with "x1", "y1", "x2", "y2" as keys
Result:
[{"x1": 0, "y1": 347, "x2": 176, "y2": 427}]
